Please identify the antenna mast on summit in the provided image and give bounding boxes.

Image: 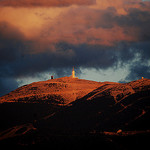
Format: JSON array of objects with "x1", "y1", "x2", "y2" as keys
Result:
[{"x1": 72, "y1": 67, "x2": 75, "y2": 78}]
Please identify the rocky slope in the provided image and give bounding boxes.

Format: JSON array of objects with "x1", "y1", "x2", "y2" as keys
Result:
[{"x1": 0, "y1": 77, "x2": 101, "y2": 105}]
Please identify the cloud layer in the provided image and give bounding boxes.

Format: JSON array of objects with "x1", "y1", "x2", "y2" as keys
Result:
[
  {"x1": 39, "y1": 6, "x2": 150, "y2": 46},
  {"x1": 0, "y1": 0, "x2": 96, "y2": 7}
]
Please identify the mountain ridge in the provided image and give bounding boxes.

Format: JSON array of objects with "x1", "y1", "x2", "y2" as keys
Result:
[
  {"x1": 0, "y1": 76, "x2": 102, "y2": 104},
  {"x1": 0, "y1": 78, "x2": 150, "y2": 148},
  {"x1": 1, "y1": 77, "x2": 150, "y2": 106}
]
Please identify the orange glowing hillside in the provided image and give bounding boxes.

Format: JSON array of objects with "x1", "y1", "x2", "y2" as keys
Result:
[{"x1": 0, "y1": 77, "x2": 102, "y2": 105}]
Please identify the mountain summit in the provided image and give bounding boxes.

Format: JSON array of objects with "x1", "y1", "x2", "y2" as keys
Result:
[{"x1": 0, "y1": 77, "x2": 101, "y2": 105}]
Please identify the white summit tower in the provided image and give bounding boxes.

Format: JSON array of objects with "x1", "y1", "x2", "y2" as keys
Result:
[
  {"x1": 72, "y1": 67, "x2": 75, "y2": 78},
  {"x1": 72, "y1": 67, "x2": 78, "y2": 79}
]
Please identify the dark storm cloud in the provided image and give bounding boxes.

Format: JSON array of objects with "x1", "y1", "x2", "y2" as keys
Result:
[
  {"x1": 0, "y1": 22, "x2": 25, "y2": 64},
  {"x1": 114, "y1": 8, "x2": 150, "y2": 41},
  {"x1": 0, "y1": 77, "x2": 18, "y2": 96},
  {"x1": 124, "y1": 42, "x2": 150, "y2": 81},
  {"x1": 40, "y1": 6, "x2": 150, "y2": 46},
  {"x1": 1, "y1": 2, "x2": 150, "y2": 95},
  {"x1": 4, "y1": 43, "x2": 118, "y2": 77},
  {"x1": 0, "y1": 0, "x2": 96, "y2": 7},
  {"x1": 0, "y1": 20, "x2": 119, "y2": 79},
  {"x1": 1, "y1": 23, "x2": 149, "y2": 79},
  {"x1": 0, "y1": 21, "x2": 119, "y2": 96},
  {"x1": 0, "y1": 21, "x2": 150, "y2": 71},
  {"x1": 55, "y1": 43, "x2": 118, "y2": 69},
  {"x1": 126, "y1": 64, "x2": 150, "y2": 81},
  {"x1": 0, "y1": 22, "x2": 27, "y2": 96},
  {"x1": 115, "y1": 8, "x2": 150, "y2": 27}
]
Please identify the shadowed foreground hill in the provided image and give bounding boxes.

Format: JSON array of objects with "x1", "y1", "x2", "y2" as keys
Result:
[{"x1": 0, "y1": 78, "x2": 150, "y2": 149}]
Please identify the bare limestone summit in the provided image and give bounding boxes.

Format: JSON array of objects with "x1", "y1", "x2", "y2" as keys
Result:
[{"x1": 0, "y1": 68, "x2": 101, "y2": 104}]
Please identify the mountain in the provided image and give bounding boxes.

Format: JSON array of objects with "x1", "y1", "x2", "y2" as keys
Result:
[
  {"x1": 0, "y1": 78, "x2": 150, "y2": 149},
  {"x1": 0, "y1": 77, "x2": 101, "y2": 105}
]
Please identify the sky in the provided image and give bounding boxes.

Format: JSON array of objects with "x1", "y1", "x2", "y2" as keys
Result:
[{"x1": 0, "y1": 0, "x2": 150, "y2": 96}]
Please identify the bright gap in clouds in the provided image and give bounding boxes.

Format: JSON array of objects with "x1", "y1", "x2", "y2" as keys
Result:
[
  {"x1": 16, "y1": 50, "x2": 147, "y2": 87},
  {"x1": 17, "y1": 66, "x2": 129, "y2": 88},
  {"x1": 79, "y1": 67, "x2": 129, "y2": 82}
]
